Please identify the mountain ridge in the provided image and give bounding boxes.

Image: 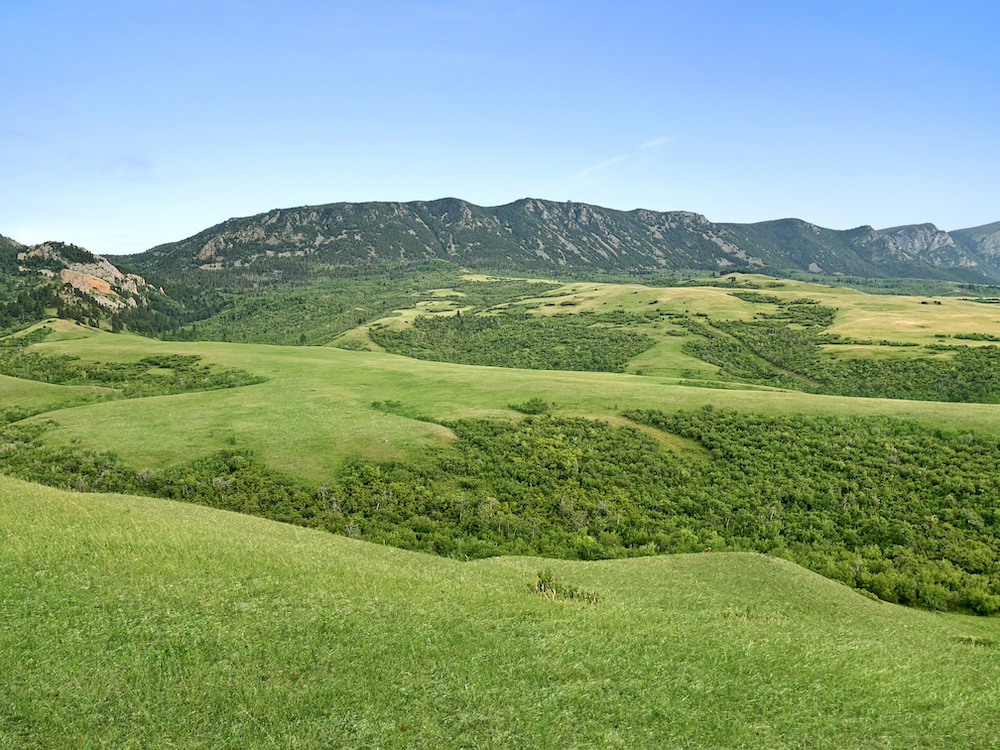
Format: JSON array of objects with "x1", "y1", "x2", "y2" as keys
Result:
[{"x1": 117, "y1": 197, "x2": 1000, "y2": 282}]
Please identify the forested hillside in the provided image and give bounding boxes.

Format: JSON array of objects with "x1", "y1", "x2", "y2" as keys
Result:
[{"x1": 121, "y1": 198, "x2": 1000, "y2": 282}]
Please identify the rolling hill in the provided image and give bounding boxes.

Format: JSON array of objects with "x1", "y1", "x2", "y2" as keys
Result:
[
  {"x1": 3, "y1": 475, "x2": 999, "y2": 749},
  {"x1": 4, "y1": 253, "x2": 1000, "y2": 746}
]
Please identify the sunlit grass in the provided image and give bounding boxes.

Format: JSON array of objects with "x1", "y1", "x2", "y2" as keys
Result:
[
  {"x1": 14, "y1": 324, "x2": 1000, "y2": 482},
  {"x1": 3, "y1": 475, "x2": 998, "y2": 749},
  {"x1": 4, "y1": 274, "x2": 999, "y2": 483}
]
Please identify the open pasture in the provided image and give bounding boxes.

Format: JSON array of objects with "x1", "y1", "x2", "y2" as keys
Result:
[
  {"x1": 355, "y1": 274, "x2": 1000, "y2": 383},
  {"x1": 3, "y1": 475, "x2": 999, "y2": 749},
  {"x1": 10, "y1": 321, "x2": 1000, "y2": 482},
  {"x1": 0, "y1": 373, "x2": 110, "y2": 411}
]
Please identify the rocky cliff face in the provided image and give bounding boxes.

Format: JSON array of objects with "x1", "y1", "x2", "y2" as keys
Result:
[
  {"x1": 116, "y1": 199, "x2": 1000, "y2": 283},
  {"x1": 951, "y1": 221, "x2": 1000, "y2": 279},
  {"x1": 875, "y1": 223, "x2": 988, "y2": 273},
  {"x1": 15, "y1": 242, "x2": 151, "y2": 309}
]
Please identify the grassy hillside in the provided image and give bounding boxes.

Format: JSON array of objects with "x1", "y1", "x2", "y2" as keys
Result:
[
  {"x1": 3, "y1": 277, "x2": 1000, "y2": 614},
  {"x1": 10, "y1": 327, "x2": 1000, "y2": 480},
  {"x1": 3, "y1": 475, "x2": 999, "y2": 749},
  {"x1": 3, "y1": 275, "x2": 1000, "y2": 498}
]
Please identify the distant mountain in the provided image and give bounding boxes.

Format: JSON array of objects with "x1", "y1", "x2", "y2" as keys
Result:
[
  {"x1": 951, "y1": 220, "x2": 1000, "y2": 276},
  {"x1": 119, "y1": 198, "x2": 1000, "y2": 283}
]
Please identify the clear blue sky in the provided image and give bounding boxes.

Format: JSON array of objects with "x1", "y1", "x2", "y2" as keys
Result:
[{"x1": 3, "y1": 0, "x2": 998, "y2": 255}]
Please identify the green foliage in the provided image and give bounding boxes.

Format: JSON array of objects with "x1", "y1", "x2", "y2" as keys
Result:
[
  {"x1": 954, "y1": 332, "x2": 1000, "y2": 341},
  {"x1": 151, "y1": 264, "x2": 560, "y2": 345},
  {"x1": 677, "y1": 298, "x2": 1000, "y2": 403},
  {"x1": 729, "y1": 291, "x2": 821, "y2": 306},
  {"x1": 623, "y1": 408, "x2": 1000, "y2": 613},
  {"x1": 678, "y1": 315, "x2": 804, "y2": 386},
  {"x1": 0, "y1": 427, "x2": 317, "y2": 528},
  {"x1": 370, "y1": 310, "x2": 656, "y2": 372},
  {"x1": 812, "y1": 346, "x2": 1000, "y2": 402},
  {"x1": 509, "y1": 397, "x2": 550, "y2": 414},
  {"x1": 532, "y1": 568, "x2": 600, "y2": 603},
  {"x1": 0, "y1": 328, "x2": 266, "y2": 397},
  {"x1": 3, "y1": 409, "x2": 998, "y2": 614}
]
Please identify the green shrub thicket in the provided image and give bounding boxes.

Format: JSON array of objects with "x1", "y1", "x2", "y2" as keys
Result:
[
  {"x1": 679, "y1": 295, "x2": 1000, "y2": 403},
  {"x1": 369, "y1": 310, "x2": 656, "y2": 372},
  {"x1": 164, "y1": 269, "x2": 560, "y2": 345},
  {"x1": 1, "y1": 410, "x2": 997, "y2": 614}
]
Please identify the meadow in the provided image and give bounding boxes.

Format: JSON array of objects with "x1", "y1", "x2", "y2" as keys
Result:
[
  {"x1": 8, "y1": 273, "x2": 1000, "y2": 477},
  {"x1": 3, "y1": 273, "x2": 1000, "y2": 745},
  {"x1": 3, "y1": 475, "x2": 999, "y2": 749}
]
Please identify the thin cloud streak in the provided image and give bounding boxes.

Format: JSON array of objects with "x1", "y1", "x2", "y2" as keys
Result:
[
  {"x1": 564, "y1": 155, "x2": 631, "y2": 182},
  {"x1": 640, "y1": 135, "x2": 674, "y2": 148},
  {"x1": 560, "y1": 135, "x2": 674, "y2": 184}
]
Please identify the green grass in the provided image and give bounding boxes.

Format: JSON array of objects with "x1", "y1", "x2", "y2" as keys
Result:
[
  {"x1": 6, "y1": 274, "x2": 1000, "y2": 747},
  {"x1": 358, "y1": 275, "x2": 1000, "y2": 382},
  {"x1": 3, "y1": 475, "x2": 999, "y2": 749},
  {"x1": 10, "y1": 323, "x2": 1000, "y2": 482},
  {"x1": 0, "y1": 373, "x2": 111, "y2": 411},
  {"x1": 4, "y1": 338, "x2": 991, "y2": 470}
]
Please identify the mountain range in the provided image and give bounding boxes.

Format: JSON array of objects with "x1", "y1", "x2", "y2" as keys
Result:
[
  {"x1": 5, "y1": 201, "x2": 1000, "y2": 314},
  {"x1": 116, "y1": 198, "x2": 1000, "y2": 283}
]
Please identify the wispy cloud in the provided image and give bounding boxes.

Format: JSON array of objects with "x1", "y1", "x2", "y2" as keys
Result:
[
  {"x1": 640, "y1": 135, "x2": 674, "y2": 148},
  {"x1": 565, "y1": 155, "x2": 631, "y2": 182},
  {"x1": 102, "y1": 154, "x2": 156, "y2": 180},
  {"x1": 559, "y1": 134, "x2": 676, "y2": 185},
  {"x1": 0, "y1": 127, "x2": 35, "y2": 142}
]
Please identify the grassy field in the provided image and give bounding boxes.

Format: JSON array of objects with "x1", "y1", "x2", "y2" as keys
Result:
[
  {"x1": 5, "y1": 277, "x2": 1000, "y2": 747},
  {"x1": 7, "y1": 326, "x2": 1000, "y2": 483},
  {"x1": 3, "y1": 475, "x2": 999, "y2": 749},
  {"x1": 0, "y1": 372, "x2": 110, "y2": 411},
  {"x1": 349, "y1": 274, "x2": 1000, "y2": 377},
  {"x1": 8, "y1": 271, "x2": 1000, "y2": 483}
]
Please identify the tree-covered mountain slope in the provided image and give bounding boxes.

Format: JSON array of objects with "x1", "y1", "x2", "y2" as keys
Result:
[{"x1": 120, "y1": 197, "x2": 1000, "y2": 282}]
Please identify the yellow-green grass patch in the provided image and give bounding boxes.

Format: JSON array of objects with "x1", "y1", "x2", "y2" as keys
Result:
[{"x1": 827, "y1": 295, "x2": 1000, "y2": 344}]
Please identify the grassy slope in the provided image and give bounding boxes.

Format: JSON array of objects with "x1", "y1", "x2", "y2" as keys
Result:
[
  {"x1": 10, "y1": 331, "x2": 1000, "y2": 483},
  {"x1": 3, "y1": 475, "x2": 999, "y2": 749},
  {"x1": 9, "y1": 271, "x2": 1000, "y2": 482},
  {"x1": 0, "y1": 373, "x2": 110, "y2": 410},
  {"x1": 357, "y1": 275, "x2": 1000, "y2": 377}
]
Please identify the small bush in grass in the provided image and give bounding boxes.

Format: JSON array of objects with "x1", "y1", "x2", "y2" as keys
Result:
[
  {"x1": 532, "y1": 569, "x2": 600, "y2": 604},
  {"x1": 509, "y1": 397, "x2": 549, "y2": 415}
]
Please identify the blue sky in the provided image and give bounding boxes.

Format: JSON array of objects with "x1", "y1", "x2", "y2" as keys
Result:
[{"x1": 2, "y1": 0, "x2": 998, "y2": 255}]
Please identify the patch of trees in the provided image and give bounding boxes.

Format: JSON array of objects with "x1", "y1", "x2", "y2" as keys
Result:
[
  {"x1": 623, "y1": 408, "x2": 1000, "y2": 613},
  {"x1": 369, "y1": 310, "x2": 657, "y2": 372},
  {"x1": 0, "y1": 284, "x2": 59, "y2": 332},
  {"x1": 2, "y1": 409, "x2": 998, "y2": 614},
  {"x1": 156, "y1": 267, "x2": 560, "y2": 346},
  {"x1": 677, "y1": 297, "x2": 1000, "y2": 403}
]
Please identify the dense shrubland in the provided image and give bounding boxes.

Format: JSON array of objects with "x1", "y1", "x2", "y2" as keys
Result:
[
  {"x1": 2, "y1": 408, "x2": 997, "y2": 614},
  {"x1": 679, "y1": 295, "x2": 1000, "y2": 402},
  {"x1": 162, "y1": 266, "x2": 560, "y2": 345},
  {"x1": 369, "y1": 310, "x2": 657, "y2": 372}
]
